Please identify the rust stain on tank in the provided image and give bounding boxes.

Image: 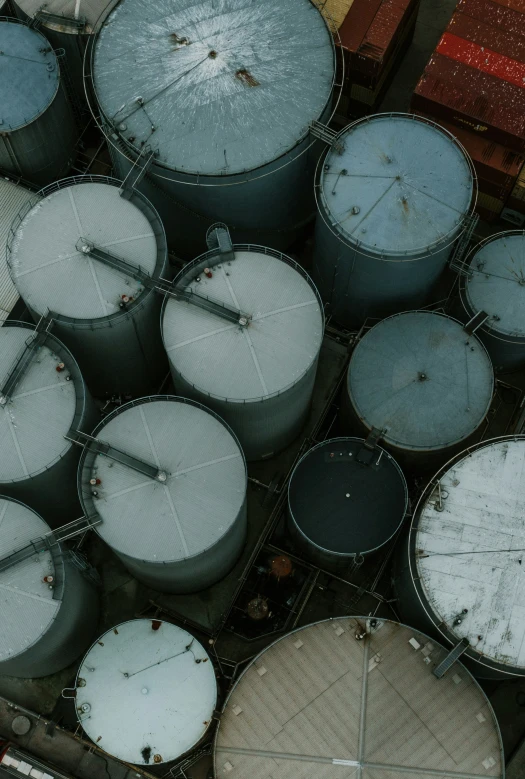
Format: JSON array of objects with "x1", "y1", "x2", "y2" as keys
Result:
[
  {"x1": 170, "y1": 33, "x2": 190, "y2": 49},
  {"x1": 236, "y1": 69, "x2": 260, "y2": 87},
  {"x1": 401, "y1": 196, "x2": 409, "y2": 215}
]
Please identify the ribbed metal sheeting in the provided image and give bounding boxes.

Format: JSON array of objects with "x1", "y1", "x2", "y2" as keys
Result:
[
  {"x1": 345, "y1": 312, "x2": 494, "y2": 466},
  {"x1": 313, "y1": 114, "x2": 475, "y2": 328},
  {"x1": 0, "y1": 322, "x2": 96, "y2": 525},
  {"x1": 0, "y1": 179, "x2": 39, "y2": 322},
  {"x1": 459, "y1": 231, "x2": 525, "y2": 373},
  {"x1": 79, "y1": 396, "x2": 247, "y2": 593},
  {"x1": 0, "y1": 19, "x2": 77, "y2": 186},
  {"x1": 288, "y1": 438, "x2": 407, "y2": 569},
  {"x1": 0, "y1": 497, "x2": 99, "y2": 678},
  {"x1": 396, "y1": 437, "x2": 525, "y2": 679},
  {"x1": 7, "y1": 177, "x2": 169, "y2": 397},
  {"x1": 162, "y1": 248, "x2": 324, "y2": 461},
  {"x1": 89, "y1": 0, "x2": 336, "y2": 255}
]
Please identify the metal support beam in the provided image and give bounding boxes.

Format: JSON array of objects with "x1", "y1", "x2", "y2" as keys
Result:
[
  {"x1": 67, "y1": 430, "x2": 168, "y2": 482},
  {"x1": 119, "y1": 148, "x2": 155, "y2": 200},
  {"x1": 464, "y1": 310, "x2": 489, "y2": 335},
  {"x1": 0, "y1": 313, "x2": 55, "y2": 406},
  {"x1": 309, "y1": 121, "x2": 345, "y2": 154},
  {"x1": 433, "y1": 638, "x2": 470, "y2": 678}
]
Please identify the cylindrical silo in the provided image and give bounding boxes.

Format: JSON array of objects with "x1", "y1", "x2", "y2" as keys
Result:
[
  {"x1": 459, "y1": 231, "x2": 525, "y2": 373},
  {"x1": 396, "y1": 436, "x2": 525, "y2": 679},
  {"x1": 88, "y1": 0, "x2": 337, "y2": 256},
  {"x1": 313, "y1": 114, "x2": 476, "y2": 328},
  {"x1": 7, "y1": 176, "x2": 169, "y2": 397},
  {"x1": 78, "y1": 396, "x2": 247, "y2": 593},
  {"x1": 288, "y1": 438, "x2": 407, "y2": 570},
  {"x1": 0, "y1": 18, "x2": 77, "y2": 186},
  {"x1": 0, "y1": 497, "x2": 99, "y2": 678},
  {"x1": 214, "y1": 617, "x2": 504, "y2": 779},
  {"x1": 162, "y1": 235, "x2": 324, "y2": 461},
  {"x1": 74, "y1": 619, "x2": 217, "y2": 765},
  {"x1": 0, "y1": 321, "x2": 96, "y2": 526},
  {"x1": 345, "y1": 311, "x2": 494, "y2": 469}
]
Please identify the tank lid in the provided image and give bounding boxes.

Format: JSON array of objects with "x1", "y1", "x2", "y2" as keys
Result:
[
  {"x1": 415, "y1": 438, "x2": 525, "y2": 672},
  {"x1": 289, "y1": 438, "x2": 407, "y2": 555},
  {"x1": 0, "y1": 324, "x2": 78, "y2": 483},
  {"x1": 464, "y1": 232, "x2": 525, "y2": 338},
  {"x1": 0, "y1": 498, "x2": 60, "y2": 663},
  {"x1": 93, "y1": 0, "x2": 334, "y2": 176},
  {"x1": 14, "y1": 0, "x2": 119, "y2": 33},
  {"x1": 348, "y1": 312, "x2": 493, "y2": 452},
  {"x1": 0, "y1": 20, "x2": 60, "y2": 132},
  {"x1": 76, "y1": 619, "x2": 217, "y2": 765},
  {"x1": 319, "y1": 115, "x2": 473, "y2": 257},
  {"x1": 83, "y1": 397, "x2": 246, "y2": 563},
  {"x1": 9, "y1": 181, "x2": 158, "y2": 321},
  {"x1": 163, "y1": 250, "x2": 323, "y2": 402}
]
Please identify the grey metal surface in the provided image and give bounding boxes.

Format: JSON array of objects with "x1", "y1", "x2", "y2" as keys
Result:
[
  {"x1": 313, "y1": 114, "x2": 474, "y2": 328},
  {"x1": 79, "y1": 396, "x2": 248, "y2": 593},
  {"x1": 8, "y1": 177, "x2": 169, "y2": 396},
  {"x1": 0, "y1": 497, "x2": 99, "y2": 679},
  {"x1": 162, "y1": 247, "x2": 324, "y2": 460},
  {"x1": 0, "y1": 179, "x2": 38, "y2": 322},
  {"x1": 13, "y1": 0, "x2": 118, "y2": 32},
  {"x1": 347, "y1": 312, "x2": 493, "y2": 456}
]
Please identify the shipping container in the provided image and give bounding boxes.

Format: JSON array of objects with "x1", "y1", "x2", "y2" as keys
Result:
[
  {"x1": 502, "y1": 164, "x2": 525, "y2": 226},
  {"x1": 456, "y1": 0, "x2": 525, "y2": 35}
]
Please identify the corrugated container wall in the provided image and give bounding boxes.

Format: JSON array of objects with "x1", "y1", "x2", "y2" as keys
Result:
[
  {"x1": 88, "y1": 0, "x2": 337, "y2": 257},
  {"x1": 313, "y1": 114, "x2": 475, "y2": 328},
  {"x1": 0, "y1": 179, "x2": 39, "y2": 322},
  {"x1": 0, "y1": 497, "x2": 99, "y2": 678},
  {"x1": 7, "y1": 177, "x2": 169, "y2": 397},
  {"x1": 0, "y1": 19, "x2": 77, "y2": 186}
]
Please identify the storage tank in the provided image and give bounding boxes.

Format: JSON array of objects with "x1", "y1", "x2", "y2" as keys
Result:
[
  {"x1": 396, "y1": 436, "x2": 525, "y2": 679},
  {"x1": 345, "y1": 311, "x2": 494, "y2": 468},
  {"x1": 78, "y1": 396, "x2": 247, "y2": 593},
  {"x1": 0, "y1": 496, "x2": 99, "y2": 678},
  {"x1": 162, "y1": 231, "x2": 324, "y2": 460},
  {"x1": 0, "y1": 321, "x2": 95, "y2": 525},
  {"x1": 214, "y1": 617, "x2": 504, "y2": 779},
  {"x1": 7, "y1": 176, "x2": 169, "y2": 397},
  {"x1": 459, "y1": 231, "x2": 525, "y2": 373},
  {"x1": 0, "y1": 18, "x2": 77, "y2": 186},
  {"x1": 74, "y1": 619, "x2": 217, "y2": 765},
  {"x1": 287, "y1": 438, "x2": 407, "y2": 569},
  {"x1": 313, "y1": 114, "x2": 476, "y2": 328},
  {"x1": 88, "y1": 0, "x2": 337, "y2": 256}
]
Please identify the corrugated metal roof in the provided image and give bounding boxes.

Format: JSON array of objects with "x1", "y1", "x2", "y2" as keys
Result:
[
  {"x1": 93, "y1": 0, "x2": 334, "y2": 175},
  {"x1": 0, "y1": 180, "x2": 39, "y2": 323},
  {"x1": 14, "y1": 0, "x2": 119, "y2": 33}
]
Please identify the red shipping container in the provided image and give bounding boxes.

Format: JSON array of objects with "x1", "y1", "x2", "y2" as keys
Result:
[
  {"x1": 446, "y1": 15, "x2": 525, "y2": 62},
  {"x1": 455, "y1": 0, "x2": 525, "y2": 35}
]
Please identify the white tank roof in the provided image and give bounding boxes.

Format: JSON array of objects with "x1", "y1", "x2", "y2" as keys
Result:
[
  {"x1": 0, "y1": 179, "x2": 39, "y2": 322},
  {"x1": 0, "y1": 499, "x2": 60, "y2": 664},
  {"x1": 163, "y1": 251, "x2": 323, "y2": 402},
  {"x1": 214, "y1": 618, "x2": 503, "y2": 779},
  {"x1": 9, "y1": 181, "x2": 157, "y2": 321},
  {"x1": 415, "y1": 437, "x2": 525, "y2": 673},
  {"x1": 76, "y1": 619, "x2": 217, "y2": 765},
  {"x1": 87, "y1": 398, "x2": 246, "y2": 563},
  {"x1": 14, "y1": 0, "x2": 119, "y2": 33}
]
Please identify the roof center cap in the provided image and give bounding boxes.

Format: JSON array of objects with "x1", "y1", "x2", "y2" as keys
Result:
[{"x1": 418, "y1": 372, "x2": 428, "y2": 382}]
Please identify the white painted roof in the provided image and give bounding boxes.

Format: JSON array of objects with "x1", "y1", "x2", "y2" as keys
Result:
[
  {"x1": 76, "y1": 619, "x2": 217, "y2": 765},
  {"x1": 0, "y1": 179, "x2": 38, "y2": 322}
]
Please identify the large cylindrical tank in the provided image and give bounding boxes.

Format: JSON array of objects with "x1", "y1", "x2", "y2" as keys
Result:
[
  {"x1": 88, "y1": 0, "x2": 336, "y2": 256},
  {"x1": 0, "y1": 497, "x2": 99, "y2": 678},
  {"x1": 78, "y1": 396, "x2": 247, "y2": 593},
  {"x1": 345, "y1": 311, "x2": 494, "y2": 468},
  {"x1": 162, "y1": 245, "x2": 324, "y2": 461},
  {"x1": 313, "y1": 114, "x2": 475, "y2": 328},
  {"x1": 396, "y1": 436, "x2": 525, "y2": 679},
  {"x1": 7, "y1": 176, "x2": 169, "y2": 397},
  {"x1": 287, "y1": 438, "x2": 407, "y2": 569},
  {"x1": 0, "y1": 321, "x2": 96, "y2": 526},
  {"x1": 214, "y1": 617, "x2": 504, "y2": 779},
  {"x1": 74, "y1": 619, "x2": 217, "y2": 766},
  {"x1": 0, "y1": 18, "x2": 77, "y2": 186},
  {"x1": 459, "y1": 231, "x2": 525, "y2": 373}
]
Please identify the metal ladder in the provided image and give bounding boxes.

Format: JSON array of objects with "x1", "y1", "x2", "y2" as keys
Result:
[
  {"x1": 433, "y1": 638, "x2": 470, "y2": 679},
  {"x1": 449, "y1": 213, "x2": 479, "y2": 276},
  {"x1": 0, "y1": 313, "x2": 55, "y2": 406},
  {"x1": 67, "y1": 430, "x2": 169, "y2": 483},
  {"x1": 309, "y1": 121, "x2": 345, "y2": 154}
]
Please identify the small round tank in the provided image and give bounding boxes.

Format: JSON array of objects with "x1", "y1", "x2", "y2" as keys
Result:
[
  {"x1": 0, "y1": 321, "x2": 96, "y2": 525},
  {"x1": 287, "y1": 438, "x2": 407, "y2": 569},
  {"x1": 396, "y1": 436, "x2": 525, "y2": 679},
  {"x1": 78, "y1": 396, "x2": 247, "y2": 593},
  {"x1": 0, "y1": 18, "x2": 77, "y2": 186},
  {"x1": 162, "y1": 244, "x2": 324, "y2": 460},
  {"x1": 7, "y1": 176, "x2": 168, "y2": 397},
  {"x1": 313, "y1": 114, "x2": 475, "y2": 328},
  {"x1": 88, "y1": 0, "x2": 336, "y2": 255},
  {"x1": 0, "y1": 497, "x2": 99, "y2": 678},
  {"x1": 345, "y1": 311, "x2": 494, "y2": 467},
  {"x1": 74, "y1": 619, "x2": 217, "y2": 765},
  {"x1": 459, "y1": 231, "x2": 525, "y2": 373}
]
